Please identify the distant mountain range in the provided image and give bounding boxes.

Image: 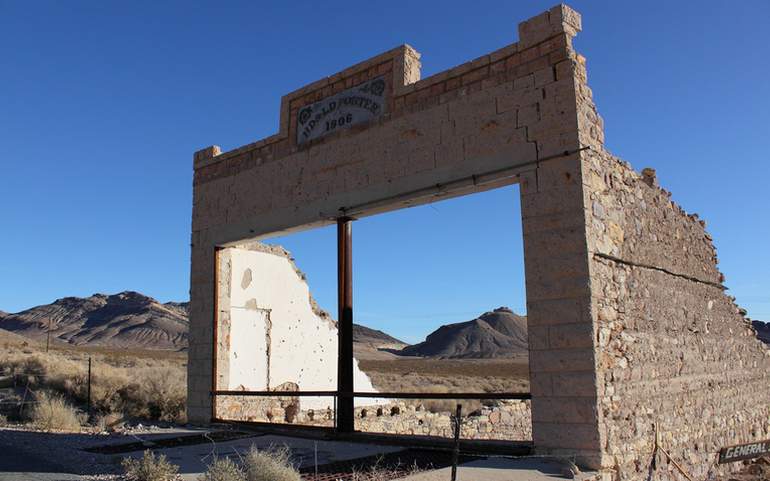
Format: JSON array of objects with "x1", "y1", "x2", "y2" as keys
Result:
[
  {"x1": 0, "y1": 292, "x2": 410, "y2": 353},
  {"x1": 0, "y1": 293, "x2": 531, "y2": 358},
  {"x1": 400, "y1": 307, "x2": 528, "y2": 359},
  {"x1": 0, "y1": 292, "x2": 190, "y2": 350},
  {"x1": 2, "y1": 294, "x2": 766, "y2": 356},
  {"x1": 352, "y1": 324, "x2": 406, "y2": 346}
]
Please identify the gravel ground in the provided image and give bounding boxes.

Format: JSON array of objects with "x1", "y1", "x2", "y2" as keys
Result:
[
  {"x1": 0, "y1": 423, "x2": 204, "y2": 477},
  {"x1": 0, "y1": 423, "x2": 401, "y2": 480}
]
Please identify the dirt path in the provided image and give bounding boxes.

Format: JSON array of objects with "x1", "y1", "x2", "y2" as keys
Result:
[{"x1": 0, "y1": 440, "x2": 83, "y2": 480}]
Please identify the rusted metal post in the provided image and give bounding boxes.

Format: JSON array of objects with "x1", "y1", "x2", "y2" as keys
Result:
[
  {"x1": 46, "y1": 317, "x2": 52, "y2": 352},
  {"x1": 336, "y1": 217, "x2": 354, "y2": 433},
  {"x1": 87, "y1": 357, "x2": 92, "y2": 419},
  {"x1": 451, "y1": 403, "x2": 462, "y2": 481}
]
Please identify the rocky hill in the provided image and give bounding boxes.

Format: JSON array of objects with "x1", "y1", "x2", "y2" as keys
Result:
[
  {"x1": 399, "y1": 307, "x2": 528, "y2": 359},
  {"x1": 0, "y1": 292, "x2": 407, "y2": 352},
  {"x1": 0, "y1": 292, "x2": 189, "y2": 350},
  {"x1": 352, "y1": 324, "x2": 405, "y2": 347}
]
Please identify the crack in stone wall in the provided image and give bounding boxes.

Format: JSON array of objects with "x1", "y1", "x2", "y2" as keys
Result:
[{"x1": 593, "y1": 252, "x2": 726, "y2": 291}]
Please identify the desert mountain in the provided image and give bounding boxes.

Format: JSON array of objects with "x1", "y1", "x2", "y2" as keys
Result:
[
  {"x1": 399, "y1": 307, "x2": 528, "y2": 359},
  {"x1": 0, "y1": 292, "x2": 407, "y2": 352},
  {"x1": 352, "y1": 324, "x2": 406, "y2": 347},
  {"x1": 0, "y1": 327, "x2": 36, "y2": 347},
  {"x1": 0, "y1": 292, "x2": 190, "y2": 350}
]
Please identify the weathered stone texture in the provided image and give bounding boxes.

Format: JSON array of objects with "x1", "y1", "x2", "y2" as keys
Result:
[
  {"x1": 215, "y1": 397, "x2": 532, "y2": 441},
  {"x1": 190, "y1": 5, "x2": 599, "y2": 465},
  {"x1": 584, "y1": 149, "x2": 770, "y2": 480},
  {"x1": 189, "y1": 4, "x2": 769, "y2": 480}
]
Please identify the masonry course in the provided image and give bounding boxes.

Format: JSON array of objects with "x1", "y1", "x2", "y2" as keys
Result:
[{"x1": 189, "y1": 4, "x2": 769, "y2": 480}]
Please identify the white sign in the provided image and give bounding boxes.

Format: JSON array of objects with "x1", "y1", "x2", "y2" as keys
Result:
[{"x1": 296, "y1": 76, "x2": 386, "y2": 145}]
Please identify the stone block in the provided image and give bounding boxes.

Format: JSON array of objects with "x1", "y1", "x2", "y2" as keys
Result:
[
  {"x1": 528, "y1": 325, "x2": 550, "y2": 350},
  {"x1": 551, "y1": 371, "x2": 599, "y2": 397},
  {"x1": 532, "y1": 421, "x2": 600, "y2": 451},
  {"x1": 532, "y1": 397, "x2": 598, "y2": 424},
  {"x1": 527, "y1": 297, "x2": 587, "y2": 326},
  {"x1": 530, "y1": 348, "x2": 596, "y2": 373},
  {"x1": 548, "y1": 322, "x2": 595, "y2": 349}
]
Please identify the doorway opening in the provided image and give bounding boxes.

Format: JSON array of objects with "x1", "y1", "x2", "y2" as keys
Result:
[{"x1": 211, "y1": 184, "x2": 531, "y2": 442}]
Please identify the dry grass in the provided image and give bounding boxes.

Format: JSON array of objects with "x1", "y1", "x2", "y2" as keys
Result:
[
  {"x1": 200, "y1": 457, "x2": 245, "y2": 481},
  {"x1": 358, "y1": 358, "x2": 529, "y2": 413},
  {"x1": 28, "y1": 391, "x2": 82, "y2": 431},
  {"x1": 348, "y1": 455, "x2": 423, "y2": 481},
  {"x1": 0, "y1": 342, "x2": 186, "y2": 424},
  {"x1": 243, "y1": 445, "x2": 301, "y2": 481},
  {"x1": 122, "y1": 450, "x2": 179, "y2": 481}
]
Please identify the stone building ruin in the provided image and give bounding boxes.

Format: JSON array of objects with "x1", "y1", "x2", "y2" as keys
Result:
[
  {"x1": 189, "y1": 4, "x2": 770, "y2": 480},
  {"x1": 213, "y1": 242, "x2": 382, "y2": 421}
]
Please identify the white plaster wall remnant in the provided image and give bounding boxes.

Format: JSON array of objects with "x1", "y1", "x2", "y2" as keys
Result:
[
  {"x1": 225, "y1": 246, "x2": 381, "y2": 410},
  {"x1": 228, "y1": 307, "x2": 269, "y2": 390}
]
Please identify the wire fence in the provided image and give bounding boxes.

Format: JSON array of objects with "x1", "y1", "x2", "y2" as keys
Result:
[{"x1": 0, "y1": 357, "x2": 93, "y2": 417}]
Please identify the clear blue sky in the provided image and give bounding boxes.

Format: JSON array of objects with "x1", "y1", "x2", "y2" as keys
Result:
[{"x1": 1, "y1": 1, "x2": 768, "y2": 342}]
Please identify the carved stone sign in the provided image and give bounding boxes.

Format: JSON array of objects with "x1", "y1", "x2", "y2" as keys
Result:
[
  {"x1": 296, "y1": 76, "x2": 386, "y2": 145},
  {"x1": 718, "y1": 440, "x2": 770, "y2": 464}
]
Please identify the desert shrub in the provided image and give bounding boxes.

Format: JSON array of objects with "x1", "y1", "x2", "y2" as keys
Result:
[
  {"x1": 116, "y1": 367, "x2": 186, "y2": 422},
  {"x1": 29, "y1": 391, "x2": 82, "y2": 431},
  {"x1": 0, "y1": 347, "x2": 187, "y2": 424},
  {"x1": 349, "y1": 456, "x2": 422, "y2": 481},
  {"x1": 141, "y1": 367, "x2": 186, "y2": 422},
  {"x1": 122, "y1": 450, "x2": 179, "y2": 481},
  {"x1": 199, "y1": 457, "x2": 245, "y2": 481},
  {"x1": 243, "y1": 445, "x2": 300, "y2": 481}
]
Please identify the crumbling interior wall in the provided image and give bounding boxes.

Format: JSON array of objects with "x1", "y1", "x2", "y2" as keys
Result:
[{"x1": 214, "y1": 242, "x2": 380, "y2": 415}]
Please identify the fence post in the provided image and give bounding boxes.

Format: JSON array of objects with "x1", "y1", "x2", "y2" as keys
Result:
[
  {"x1": 451, "y1": 403, "x2": 462, "y2": 481},
  {"x1": 87, "y1": 357, "x2": 92, "y2": 419}
]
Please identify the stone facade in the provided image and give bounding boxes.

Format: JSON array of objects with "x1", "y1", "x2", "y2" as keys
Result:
[
  {"x1": 189, "y1": 4, "x2": 769, "y2": 479},
  {"x1": 583, "y1": 147, "x2": 770, "y2": 480}
]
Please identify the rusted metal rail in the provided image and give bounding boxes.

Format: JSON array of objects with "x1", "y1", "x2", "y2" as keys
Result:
[{"x1": 212, "y1": 390, "x2": 531, "y2": 400}]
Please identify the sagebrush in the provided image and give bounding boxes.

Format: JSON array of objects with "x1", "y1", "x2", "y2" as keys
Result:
[
  {"x1": 29, "y1": 391, "x2": 82, "y2": 431},
  {"x1": 122, "y1": 450, "x2": 179, "y2": 481},
  {"x1": 200, "y1": 457, "x2": 245, "y2": 481},
  {"x1": 0, "y1": 346, "x2": 186, "y2": 423},
  {"x1": 243, "y1": 445, "x2": 301, "y2": 481}
]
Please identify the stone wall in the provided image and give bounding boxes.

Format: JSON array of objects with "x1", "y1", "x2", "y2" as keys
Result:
[
  {"x1": 214, "y1": 397, "x2": 532, "y2": 441},
  {"x1": 356, "y1": 400, "x2": 532, "y2": 441},
  {"x1": 188, "y1": 4, "x2": 770, "y2": 479},
  {"x1": 189, "y1": 6, "x2": 596, "y2": 461},
  {"x1": 583, "y1": 143, "x2": 770, "y2": 479}
]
